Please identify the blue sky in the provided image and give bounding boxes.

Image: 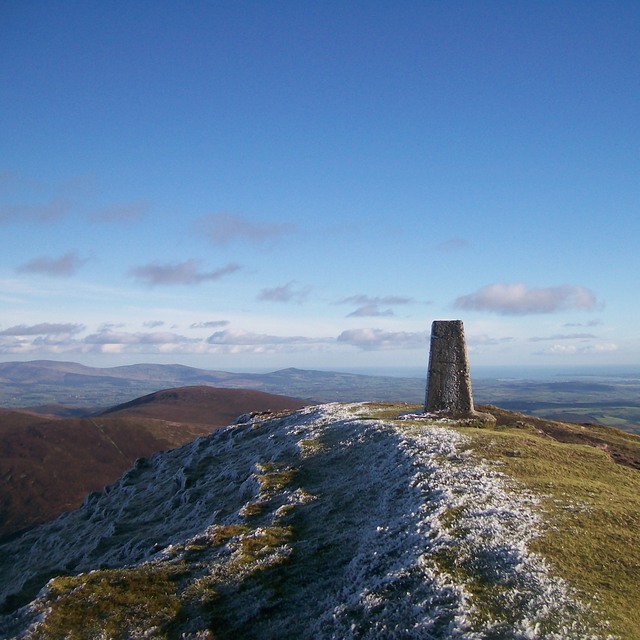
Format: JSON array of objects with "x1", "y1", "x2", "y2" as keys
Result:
[{"x1": 1, "y1": 1, "x2": 638, "y2": 373}]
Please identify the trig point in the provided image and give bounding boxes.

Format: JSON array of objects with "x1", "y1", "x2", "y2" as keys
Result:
[
  {"x1": 425, "y1": 320, "x2": 493, "y2": 423},
  {"x1": 425, "y1": 320, "x2": 473, "y2": 414}
]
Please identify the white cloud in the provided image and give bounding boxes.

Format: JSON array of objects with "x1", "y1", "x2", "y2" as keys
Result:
[
  {"x1": 586, "y1": 342, "x2": 619, "y2": 353},
  {"x1": 0, "y1": 327, "x2": 205, "y2": 357},
  {"x1": 337, "y1": 328, "x2": 428, "y2": 350},
  {"x1": 190, "y1": 320, "x2": 230, "y2": 329},
  {"x1": 207, "y1": 329, "x2": 322, "y2": 346},
  {"x1": 0, "y1": 323, "x2": 85, "y2": 336},
  {"x1": 346, "y1": 304, "x2": 394, "y2": 318},
  {"x1": 0, "y1": 336, "x2": 52, "y2": 355},
  {"x1": 143, "y1": 320, "x2": 165, "y2": 328},
  {"x1": 535, "y1": 342, "x2": 619, "y2": 356},
  {"x1": 128, "y1": 260, "x2": 241, "y2": 286},
  {"x1": 258, "y1": 282, "x2": 310, "y2": 304},
  {"x1": 339, "y1": 294, "x2": 413, "y2": 306},
  {"x1": 339, "y1": 294, "x2": 414, "y2": 318},
  {"x1": 84, "y1": 330, "x2": 195, "y2": 345},
  {"x1": 542, "y1": 344, "x2": 579, "y2": 355},
  {"x1": 197, "y1": 213, "x2": 296, "y2": 246},
  {"x1": 98, "y1": 322, "x2": 126, "y2": 331},
  {"x1": 0, "y1": 322, "x2": 86, "y2": 355},
  {"x1": 529, "y1": 333, "x2": 597, "y2": 342},
  {"x1": 203, "y1": 329, "x2": 333, "y2": 355},
  {"x1": 17, "y1": 252, "x2": 89, "y2": 277},
  {"x1": 454, "y1": 283, "x2": 598, "y2": 315}
]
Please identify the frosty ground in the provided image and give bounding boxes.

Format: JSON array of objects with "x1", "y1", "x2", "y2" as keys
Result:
[{"x1": 0, "y1": 403, "x2": 609, "y2": 639}]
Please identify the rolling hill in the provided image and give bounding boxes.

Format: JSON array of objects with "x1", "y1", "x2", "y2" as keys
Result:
[
  {"x1": 0, "y1": 360, "x2": 425, "y2": 412},
  {"x1": 98, "y1": 385, "x2": 308, "y2": 425},
  {"x1": 2, "y1": 360, "x2": 640, "y2": 433},
  {"x1": 0, "y1": 387, "x2": 307, "y2": 540},
  {"x1": 0, "y1": 402, "x2": 638, "y2": 639}
]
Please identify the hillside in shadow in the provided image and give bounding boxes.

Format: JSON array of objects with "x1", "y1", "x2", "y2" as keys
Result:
[{"x1": 0, "y1": 387, "x2": 307, "y2": 540}]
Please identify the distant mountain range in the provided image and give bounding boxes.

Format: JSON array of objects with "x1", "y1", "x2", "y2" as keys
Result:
[
  {"x1": 2, "y1": 359, "x2": 640, "y2": 433},
  {"x1": 0, "y1": 360, "x2": 425, "y2": 413},
  {"x1": 2, "y1": 359, "x2": 640, "y2": 432}
]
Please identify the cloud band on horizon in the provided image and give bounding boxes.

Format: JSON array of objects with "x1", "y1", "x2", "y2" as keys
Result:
[
  {"x1": 337, "y1": 328, "x2": 428, "y2": 350},
  {"x1": 454, "y1": 283, "x2": 598, "y2": 315}
]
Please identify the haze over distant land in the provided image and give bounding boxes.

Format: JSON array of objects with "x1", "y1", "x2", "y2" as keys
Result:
[
  {"x1": 1, "y1": 3, "x2": 639, "y2": 372},
  {"x1": 1, "y1": 360, "x2": 639, "y2": 432}
]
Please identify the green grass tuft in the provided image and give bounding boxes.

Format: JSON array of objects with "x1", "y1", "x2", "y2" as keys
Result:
[
  {"x1": 41, "y1": 567, "x2": 182, "y2": 639},
  {"x1": 254, "y1": 461, "x2": 298, "y2": 499},
  {"x1": 234, "y1": 525, "x2": 294, "y2": 565}
]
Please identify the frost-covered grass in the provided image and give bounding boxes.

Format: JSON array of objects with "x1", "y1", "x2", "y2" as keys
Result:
[
  {"x1": 38, "y1": 566, "x2": 182, "y2": 639},
  {"x1": 1, "y1": 402, "x2": 631, "y2": 639},
  {"x1": 459, "y1": 418, "x2": 640, "y2": 639}
]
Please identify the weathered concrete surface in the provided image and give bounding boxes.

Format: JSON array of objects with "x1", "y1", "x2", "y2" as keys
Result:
[
  {"x1": 424, "y1": 320, "x2": 495, "y2": 424},
  {"x1": 425, "y1": 320, "x2": 473, "y2": 413}
]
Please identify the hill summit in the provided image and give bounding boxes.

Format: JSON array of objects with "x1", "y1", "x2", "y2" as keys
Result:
[{"x1": 1, "y1": 402, "x2": 638, "y2": 639}]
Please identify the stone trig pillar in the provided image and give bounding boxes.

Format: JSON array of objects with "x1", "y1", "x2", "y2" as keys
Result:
[{"x1": 425, "y1": 320, "x2": 475, "y2": 415}]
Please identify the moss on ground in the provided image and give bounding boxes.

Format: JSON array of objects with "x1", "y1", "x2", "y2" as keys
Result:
[
  {"x1": 255, "y1": 465, "x2": 297, "y2": 497},
  {"x1": 298, "y1": 437, "x2": 326, "y2": 455},
  {"x1": 234, "y1": 525, "x2": 293, "y2": 565},
  {"x1": 41, "y1": 567, "x2": 182, "y2": 639},
  {"x1": 358, "y1": 402, "x2": 422, "y2": 420}
]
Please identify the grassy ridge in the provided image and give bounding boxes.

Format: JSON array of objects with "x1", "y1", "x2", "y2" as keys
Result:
[{"x1": 458, "y1": 406, "x2": 640, "y2": 639}]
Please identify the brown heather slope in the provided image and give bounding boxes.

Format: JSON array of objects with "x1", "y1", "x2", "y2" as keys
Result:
[
  {"x1": 98, "y1": 385, "x2": 308, "y2": 425},
  {"x1": 0, "y1": 387, "x2": 308, "y2": 540}
]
